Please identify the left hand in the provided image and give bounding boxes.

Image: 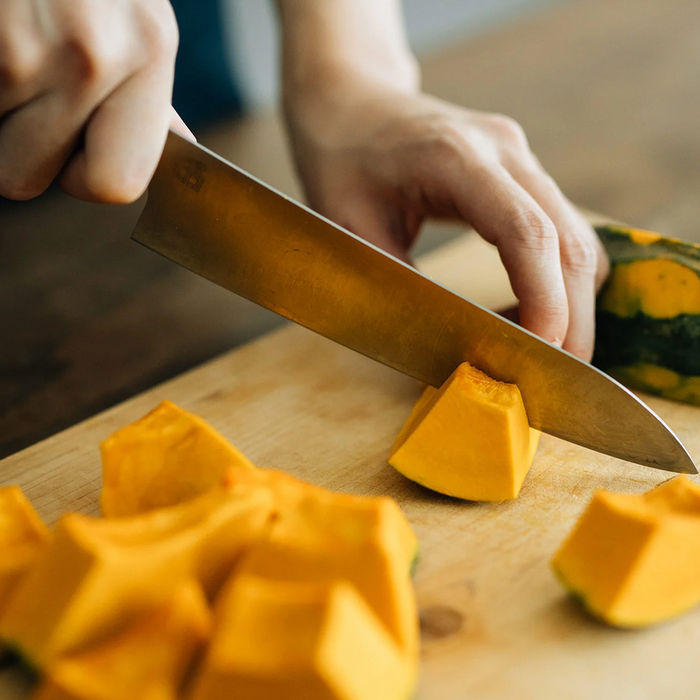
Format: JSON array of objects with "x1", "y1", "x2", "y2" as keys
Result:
[{"x1": 284, "y1": 82, "x2": 609, "y2": 362}]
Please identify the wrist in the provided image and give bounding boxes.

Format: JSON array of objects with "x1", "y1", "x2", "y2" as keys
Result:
[{"x1": 282, "y1": 58, "x2": 420, "y2": 148}]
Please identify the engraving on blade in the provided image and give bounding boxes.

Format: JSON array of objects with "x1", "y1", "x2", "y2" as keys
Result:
[{"x1": 132, "y1": 131, "x2": 696, "y2": 475}]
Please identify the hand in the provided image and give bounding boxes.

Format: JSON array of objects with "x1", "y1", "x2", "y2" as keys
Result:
[
  {"x1": 0, "y1": 0, "x2": 190, "y2": 203},
  {"x1": 284, "y1": 84, "x2": 609, "y2": 362}
]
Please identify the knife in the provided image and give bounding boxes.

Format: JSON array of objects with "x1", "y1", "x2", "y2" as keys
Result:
[{"x1": 132, "y1": 131, "x2": 696, "y2": 475}]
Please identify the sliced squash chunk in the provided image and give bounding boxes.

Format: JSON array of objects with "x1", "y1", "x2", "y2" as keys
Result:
[
  {"x1": 389, "y1": 362, "x2": 540, "y2": 501},
  {"x1": 101, "y1": 400, "x2": 254, "y2": 517},
  {"x1": 552, "y1": 476, "x2": 700, "y2": 627},
  {"x1": 0, "y1": 487, "x2": 50, "y2": 616},
  {"x1": 190, "y1": 576, "x2": 413, "y2": 700},
  {"x1": 236, "y1": 486, "x2": 419, "y2": 657},
  {"x1": 0, "y1": 485, "x2": 273, "y2": 668},
  {"x1": 34, "y1": 580, "x2": 211, "y2": 700}
]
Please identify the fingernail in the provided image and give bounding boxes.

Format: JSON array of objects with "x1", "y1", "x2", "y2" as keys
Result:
[{"x1": 552, "y1": 337, "x2": 563, "y2": 347}]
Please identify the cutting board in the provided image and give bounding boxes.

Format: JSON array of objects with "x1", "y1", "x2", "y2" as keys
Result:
[{"x1": 2, "y1": 232, "x2": 699, "y2": 700}]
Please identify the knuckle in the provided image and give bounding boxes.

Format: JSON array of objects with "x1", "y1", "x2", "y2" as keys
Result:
[
  {"x1": 68, "y1": 23, "x2": 119, "y2": 85},
  {"x1": 0, "y1": 39, "x2": 43, "y2": 89},
  {"x1": 507, "y1": 209, "x2": 558, "y2": 251},
  {"x1": 420, "y1": 120, "x2": 474, "y2": 165},
  {"x1": 140, "y1": 3, "x2": 180, "y2": 60},
  {"x1": 489, "y1": 113, "x2": 529, "y2": 147},
  {"x1": 560, "y1": 234, "x2": 599, "y2": 277}
]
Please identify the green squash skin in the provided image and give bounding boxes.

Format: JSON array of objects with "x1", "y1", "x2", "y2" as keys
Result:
[
  {"x1": 0, "y1": 642, "x2": 39, "y2": 677},
  {"x1": 594, "y1": 225, "x2": 700, "y2": 404}
]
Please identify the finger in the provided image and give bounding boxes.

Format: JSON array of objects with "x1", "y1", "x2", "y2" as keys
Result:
[
  {"x1": 0, "y1": 2, "x2": 48, "y2": 116},
  {"x1": 60, "y1": 62, "x2": 174, "y2": 203},
  {"x1": 510, "y1": 164, "x2": 602, "y2": 360},
  {"x1": 334, "y1": 196, "x2": 416, "y2": 265},
  {"x1": 449, "y1": 162, "x2": 569, "y2": 345}
]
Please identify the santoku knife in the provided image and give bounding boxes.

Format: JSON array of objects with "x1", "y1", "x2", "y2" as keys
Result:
[{"x1": 132, "y1": 130, "x2": 696, "y2": 475}]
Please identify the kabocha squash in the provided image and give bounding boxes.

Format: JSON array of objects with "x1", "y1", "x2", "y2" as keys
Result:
[
  {"x1": 0, "y1": 484, "x2": 273, "y2": 668},
  {"x1": 389, "y1": 362, "x2": 540, "y2": 501},
  {"x1": 101, "y1": 400, "x2": 254, "y2": 517},
  {"x1": 552, "y1": 476, "x2": 700, "y2": 627},
  {"x1": 0, "y1": 487, "x2": 50, "y2": 616},
  {"x1": 236, "y1": 485, "x2": 419, "y2": 657},
  {"x1": 594, "y1": 224, "x2": 700, "y2": 405},
  {"x1": 33, "y1": 580, "x2": 212, "y2": 700},
  {"x1": 190, "y1": 575, "x2": 412, "y2": 700}
]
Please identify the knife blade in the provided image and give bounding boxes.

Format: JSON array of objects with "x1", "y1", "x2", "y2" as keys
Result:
[{"x1": 132, "y1": 131, "x2": 696, "y2": 474}]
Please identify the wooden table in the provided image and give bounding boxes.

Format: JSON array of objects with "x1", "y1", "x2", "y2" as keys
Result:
[
  {"x1": 3, "y1": 0, "x2": 700, "y2": 458},
  {"x1": 2, "y1": 232, "x2": 700, "y2": 699}
]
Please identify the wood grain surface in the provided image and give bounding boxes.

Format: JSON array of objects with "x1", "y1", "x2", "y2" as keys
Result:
[
  {"x1": 3, "y1": 0, "x2": 700, "y2": 458},
  {"x1": 2, "y1": 233, "x2": 700, "y2": 699}
]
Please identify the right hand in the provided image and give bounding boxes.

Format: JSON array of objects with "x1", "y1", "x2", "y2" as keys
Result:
[{"x1": 0, "y1": 0, "x2": 190, "y2": 203}]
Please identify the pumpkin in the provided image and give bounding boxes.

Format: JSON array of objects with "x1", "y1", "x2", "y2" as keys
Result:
[
  {"x1": 189, "y1": 575, "x2": 412, "y2": 700},
  {"x1": 33, "y1": 580, "x2": 211, "y2": 700},
  {"x1": 389, "y1": 362, "x2": 540, "y2": 501},
  {"x1": 0, "y1": 484, "x2": 273, "y2": 668},
  {"x1": 236, "y1": 485, "x2": 419, "y2": 657},
  {"x1": 594, "y1": 224, "x2": 700, "y2": 404},
  {"x1": 552, "y1": 475, "x2": 700, "y2": 627},
  {"x1": 0, "y1": 487, "x2": 50, "y2": 616},
  {"x1": 101, "y1": 400, "x2": 255, "y2": 517}
]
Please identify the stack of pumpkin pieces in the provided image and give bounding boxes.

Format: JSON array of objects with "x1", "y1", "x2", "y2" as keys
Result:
[{"x1": 0, "y1": 401, "x2": 419, "y2": 700}]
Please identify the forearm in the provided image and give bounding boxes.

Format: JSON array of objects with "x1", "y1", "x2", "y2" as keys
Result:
[{"x1": 274, "y1": 0, "x2": 420, "y2": 114}]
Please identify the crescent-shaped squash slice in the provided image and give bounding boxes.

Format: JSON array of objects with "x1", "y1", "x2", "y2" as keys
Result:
[
  {"x1": 552, "y1": 476, "x2": 700, "y2": 627},
  {"x1": 389, "y1": 362, "x2": 540, "y2": 501},
  {"x1": 33, "y1": 580, "x2": 211, "y2": 700},
  {"x1": 189, "y1": 576, "x2": 412, "y2": 700},
  {"x1": 100, "y1": 400, "x2": 255, "y2": 517}
]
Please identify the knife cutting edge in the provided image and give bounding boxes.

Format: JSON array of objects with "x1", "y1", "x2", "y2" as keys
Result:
[{"x1": 132, "y1": 131, "x2": 696, "y2": 475}]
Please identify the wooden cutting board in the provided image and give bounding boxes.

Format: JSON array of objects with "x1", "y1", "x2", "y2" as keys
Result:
[{"x1": 2, "y1": 232, "x2": 699, "y2": 700}]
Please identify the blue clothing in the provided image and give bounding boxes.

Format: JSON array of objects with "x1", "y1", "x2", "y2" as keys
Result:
[{"x1": 170, "y1": 0, "x2": 245, "y2": 128}]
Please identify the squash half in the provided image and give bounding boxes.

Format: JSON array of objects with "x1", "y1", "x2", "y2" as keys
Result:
[{"x1": 595, "y1": 224, "x2": 700, "y2": 405}]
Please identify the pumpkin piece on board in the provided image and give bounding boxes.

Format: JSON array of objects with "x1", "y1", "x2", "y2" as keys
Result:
[
  {"x1": 235, "y1": 487, "x2": 419, "y2": 659},
  {"x1": 189, "y1": 575, "x2": 414, "y2": 700},
  {"x1": 594, "y1": 224, "x2": 700, "y2": 405},
  {"x1": 224, "y1": 466, "x2": 418, "y2": 573},
  {"x1": 100, "y1": 400, "x2": 255, "y2": 517},
  {"x1": 0, "y1": 484, "x2": 273, "y2": 669},
  {"x1": 33, "y1": 580, "x2": 212, "y2": 700},
  {"x1": 552, "y1": 475, "x2": 700, "y2": 627},
  {"x1": 389, "y1": 362, "x2": 540, "y2": 501},
  {"x1": 0, "y1": 487, "x2": 50, "y2": 617}
]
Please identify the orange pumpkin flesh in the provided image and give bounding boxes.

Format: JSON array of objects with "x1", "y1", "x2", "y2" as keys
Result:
[
  {"x1": 100, "y1": 400, "x2": 255, "y2": 517},
  {"x1": 553, "y1": 476, "x2": 700, "y2": 627},
  {"x1": 0, "y1": 485, "x2": 273, "y2": 668},
  {"x1": 0, "y1": 487, "x2": 50, "y2": 616},
  {"x1": 190, "y1": 575, "x2": 412, "y2": 700},
  {"x1": 33, "y1": 580, "x2": 211, "y2": 700},
  {"x1": 389, "y1": 362, "x2": 540, "y2": 500},
  {"x1": 236, "y1": 487, "x2": 419, "y2": 658}
]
